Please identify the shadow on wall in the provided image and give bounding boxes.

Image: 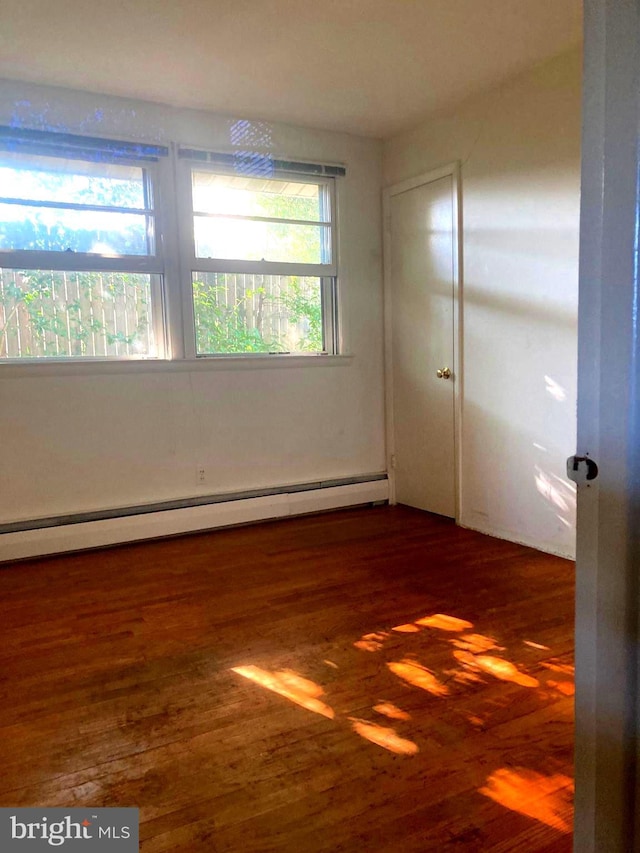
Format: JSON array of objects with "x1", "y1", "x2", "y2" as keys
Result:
[
  {"x1": 409, "y1": 233, "x2": 576, "y2": 329},
  {"x1": 404, "y1": 198, "x2": 577, "y2": 551}
]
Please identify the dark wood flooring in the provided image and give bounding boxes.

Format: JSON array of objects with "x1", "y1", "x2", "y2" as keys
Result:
[{"x1": 0, "y1": 506, "x2": 574, "y2": 851}]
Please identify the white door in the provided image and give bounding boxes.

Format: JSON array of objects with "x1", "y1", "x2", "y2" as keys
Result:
[{"x1": 386, "y1": 169, "x2": 458, "y2": 518}]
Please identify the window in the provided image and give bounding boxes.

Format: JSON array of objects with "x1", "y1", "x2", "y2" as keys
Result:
[
  {"x1": 0, "y1": 130, "x2": 168, "y2": 359},
  {"x1": 183, "y1": 159, "x2": 339, "y2": 356},
  {"x1": 0, "y1": 128, "x2": 343, "y2": 362}
]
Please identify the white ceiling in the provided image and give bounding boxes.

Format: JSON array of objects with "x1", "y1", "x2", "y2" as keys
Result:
[{"x1": 0, "y1": 0, "x2": 582, "y2": 139}]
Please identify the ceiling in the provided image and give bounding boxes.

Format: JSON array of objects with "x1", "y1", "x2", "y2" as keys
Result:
[{"x1": 0, "y1": 0, "x2": 582, "y2": 139}]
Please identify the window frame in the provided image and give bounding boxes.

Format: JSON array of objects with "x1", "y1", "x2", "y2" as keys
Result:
[
  {"x1": 176, "y1": 155, "x2": 340, "y2": 359},
  {"x1": 0, "y1": 128, "x2": 344, "y2": 365},
  {"x1": 0, "y1": 134, "x2": 171, "y2": 361}
]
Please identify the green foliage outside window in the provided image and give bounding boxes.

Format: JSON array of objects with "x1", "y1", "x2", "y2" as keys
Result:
[
  {"x1": 0, "y1": 162, "x2": 330, "y2": 358},
  {"x1": 192, "y1": 274, "x2": 324, "y2": 355},
  {"x1": 0, "y1": 269, "x2": 153, "y2": 358},
  {"x1": 192, "y1": 182, "x2": 327, "y2": 355}
]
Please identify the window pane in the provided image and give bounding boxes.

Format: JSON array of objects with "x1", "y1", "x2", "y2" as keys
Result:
[
  {"x1": 0, "y1": 151, "x2": 148, "y2": 209},
  {"x1": 0, "y1": 204, "x2": 153, "y2": 254},
  {"x1": 192, "y1": 272, "x2": 323, "y2": 354},
  {"x1": 0, "y1": 268, "x2": 158, "y2": 358},
  {"x1": 191, "y1": 172, "x2": 326, "y2": 222},
  {"x1": 194, "y1": 216, "x2": 328, "y2": 264}
]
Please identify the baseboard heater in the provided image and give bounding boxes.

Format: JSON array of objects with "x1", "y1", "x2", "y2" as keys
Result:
[{"x1": 0, "y1": 474, "x2": 389, "y2": 562}]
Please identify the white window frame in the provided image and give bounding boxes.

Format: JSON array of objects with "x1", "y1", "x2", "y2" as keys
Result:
[
  {"x1": 176, "y1": 155, "x2": 340, "y2": 359},
  {"x1": 0, "y1": 134, "x2": 172, "y2": 361},
  {"x1": 0, "y1": 128, "x2": 344, "y2": 365}
]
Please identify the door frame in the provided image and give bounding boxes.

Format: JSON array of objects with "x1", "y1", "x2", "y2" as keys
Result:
[
  {"x1": 574, "y1": 0, "x2": 640, "y2": 848},
  {"x1": 382, "y1": 161, "x2": 463, "y2": 520}
]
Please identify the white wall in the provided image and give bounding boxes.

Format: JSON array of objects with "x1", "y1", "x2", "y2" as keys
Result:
[
  {"x1": 0, "y1": 81, "x2": 386, "y2": 526},
  {"x1": 384, "y1": 49, "x2": 581, "y2": 558}
]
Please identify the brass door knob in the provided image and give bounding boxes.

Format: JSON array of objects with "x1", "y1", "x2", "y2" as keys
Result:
[{"x1": 436, "y1": 367, "x2": 452, "y2": 379}]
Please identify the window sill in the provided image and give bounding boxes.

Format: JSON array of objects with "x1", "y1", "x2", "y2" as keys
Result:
[{"x1": 0, "y1": 353, "x2": 354, "y2": 378}]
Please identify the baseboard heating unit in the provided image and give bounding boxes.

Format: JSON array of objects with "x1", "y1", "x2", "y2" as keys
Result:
[{"x1": 0, "y1": 474, "x2": 389, "y2": 562}]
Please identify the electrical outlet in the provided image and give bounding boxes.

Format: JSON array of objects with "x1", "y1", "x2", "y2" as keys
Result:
[{"x1": 196, "y1": 466, "x2": 206, "y2": 485}]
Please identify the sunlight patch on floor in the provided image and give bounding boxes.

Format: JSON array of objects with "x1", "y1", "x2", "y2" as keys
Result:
[
  {"x1": 479, "y1": 767, "x2": 573, "y2": 834},
  {"x1": 542, "y1": 661, "x2": 575, "y2": 676},
  {"x1": 452, "y1": 633, "x2": 501, "y2": 654},
  {"x1": 415, "y1": 614, "x2": 474, "y2": 632},
  {"x1": 546, "y1": 680, "x2": 575, "y2": 696},
  {"x1": 373, "y1": 702, "x2": 411, "y2": 721},
  {"x1": 445, "y1": 667, "x2": 484, "y2": 685},
  {"x1": 453, "y1": 651, "x2": 539, "y2": 688},
  {"x1": 354, "y1": 632, "x2": 389, "y2": 652},
  {"x1": 232, "y1": 606, "x2": 570, "y2": 770},
  {"x1": 524, "y1": 640, "x2": 551, "y2": 650},
  {"x1": 349, "y1": 718, "x2": 419, "y2": 755},
  {"x1": 387, "y1": 659, "x2": 450, "y2": 696},
  {"x1": 232, "y1": 666, "x2": 335, "y2": 719}
]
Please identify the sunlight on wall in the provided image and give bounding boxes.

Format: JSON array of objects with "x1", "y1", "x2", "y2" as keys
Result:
[
  {"x1": 533, "y1": 463, "x2": 577, "y2": 534},
  {"x1": 534, "y1": 467, "x2": 572, "y2": 512},
  {"x1": 544, "y1": 375, "x2": 567, "y2": 402}
]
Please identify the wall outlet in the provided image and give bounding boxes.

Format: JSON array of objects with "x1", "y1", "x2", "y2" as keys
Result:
[{"x1": 196, "y1": 465, "x2": 207, "y2": 485}]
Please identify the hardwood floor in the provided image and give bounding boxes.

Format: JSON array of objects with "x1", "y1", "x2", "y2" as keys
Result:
[{"x1": 0, "y1": 506, "x2": 574, "y2": 851}]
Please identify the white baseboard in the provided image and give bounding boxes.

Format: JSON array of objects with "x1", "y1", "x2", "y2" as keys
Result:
[
  {"x1": 458, "y1": 514, "x2": 576, "y2": 561},
  {"x1": 0, "y1": 480, "x2": 389, "y2": 562}
]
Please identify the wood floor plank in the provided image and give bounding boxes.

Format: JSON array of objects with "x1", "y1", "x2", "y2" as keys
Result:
[{"x1": 0, "y1": 506, "x2": 574, "y2": 851}]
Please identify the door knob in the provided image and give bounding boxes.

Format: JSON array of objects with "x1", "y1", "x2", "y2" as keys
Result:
[{"x1": 436, "y1": 367, "x2": 452, "y2": 379}]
